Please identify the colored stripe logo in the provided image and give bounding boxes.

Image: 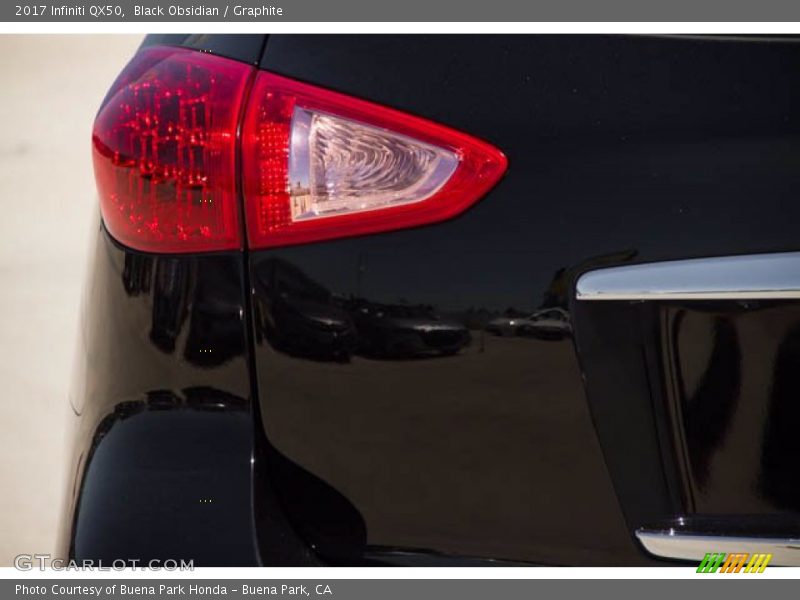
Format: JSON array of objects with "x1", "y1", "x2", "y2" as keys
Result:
[{"x1": 697, "y1": 552, "x2": 772, "y2": 573}]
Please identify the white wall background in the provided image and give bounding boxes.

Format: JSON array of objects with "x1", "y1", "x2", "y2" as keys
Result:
[{"x1": 0, "y1": 35, "x2": 142, "y2": 566}]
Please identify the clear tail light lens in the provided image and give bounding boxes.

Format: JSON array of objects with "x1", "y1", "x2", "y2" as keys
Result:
[
  {"x1": 92, "y1": 46, "x2": 253, "y2": 253},
  {"x1": 242, "y1": 72, "x2": 507, "y2": 248},
  {"x1": 289, "y1": 108, "x2": 459, "y2": 221}
]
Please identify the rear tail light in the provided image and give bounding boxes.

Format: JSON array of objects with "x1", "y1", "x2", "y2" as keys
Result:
[
  {"x1": 241, "y1": 73, "x2": 507, "y2": 248},
  {"x1": 93, "y1": 47, "x2": 507, "y2": 253},
  {"x1": 92, "y1": 46, "x2": 252, "y2": 253}
]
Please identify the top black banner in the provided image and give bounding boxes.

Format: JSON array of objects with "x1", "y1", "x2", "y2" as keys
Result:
[{"x1": 6, "y1": 0, "x2": 800, "y2": 21}]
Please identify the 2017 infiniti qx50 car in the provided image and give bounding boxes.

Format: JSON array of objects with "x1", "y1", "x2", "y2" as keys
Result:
[{"x1": 60, "y1": 34, "x2": 800, "y2": 566}]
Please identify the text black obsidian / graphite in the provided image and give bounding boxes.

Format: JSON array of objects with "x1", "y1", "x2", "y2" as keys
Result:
[{"x1": 133, "y1": 5, "x2": 284, "y2": 17}]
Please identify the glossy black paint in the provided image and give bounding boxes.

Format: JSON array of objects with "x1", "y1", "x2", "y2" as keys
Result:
[
  {"x1": 660, "y1": 301, "x2": 800, "y2": 517},
  {"x1": 570, "y1": 300, "x2": 681, "y2": 536},
  {"x1": 249, "y1": 246, "x2": 642, "y2": 565},
  {"x1": 140, "y1": 34, "x2": 268, "y2": 65},
  {"x1": 250, "y1": 35, "x2": 800, "y2": 564},
  {"x1": 573, "y1": 296, "x2": 800, "y2": 538},
  {"x1": 67, "y1": 34, "x2": 800, "y2": 566},
  {"x1": 72, "y1": 395, "x2": 255, "y2": 564},
  {"x1": 60, "y1": 222, "x2": 266, "y2": 565}
]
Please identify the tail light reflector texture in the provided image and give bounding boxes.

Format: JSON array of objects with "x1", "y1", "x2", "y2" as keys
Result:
[
  {"x1": 92, "y1": 46, "x2": 252, "y2": 253},
  {"x1": 289, "y1": 108, "x2": 459, "y2": 221},
  {"x1": 242, "y1": 72, "x2": 507, "y2": 248}
]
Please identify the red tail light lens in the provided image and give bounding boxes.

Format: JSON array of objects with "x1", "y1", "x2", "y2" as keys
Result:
[
  {"x1": 241, "y1": 72, "x2": 508, "y2": 248},
  {"x1": 93, "y1": 47, "x2": 507, "y2": 253},
  {"x1": 92, "y1": 46, "x2": 252, "y2": 253}
]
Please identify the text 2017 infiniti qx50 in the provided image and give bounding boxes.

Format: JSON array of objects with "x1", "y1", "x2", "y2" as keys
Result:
[{"x1": 60, "y1": 34, "x2": 800, "y2": 566}]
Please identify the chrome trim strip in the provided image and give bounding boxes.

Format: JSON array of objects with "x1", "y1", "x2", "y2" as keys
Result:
[
  {"x1": 576, "y1": 252, "x2": 800, "y2": 301},
  {"x1": 636, "y1": 530, "x2": 800, "y2": 565}
]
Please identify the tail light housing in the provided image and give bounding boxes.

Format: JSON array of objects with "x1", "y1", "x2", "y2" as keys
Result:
[
  {"x1": 93, "y1": 46, "x2": 507, "y2": 253},
  {"x1": 241, "y1": 73, "x2": 507, "y2": 248},
  {"x1": 92, "y1": 46, "x2": 251, "y2": 253}
]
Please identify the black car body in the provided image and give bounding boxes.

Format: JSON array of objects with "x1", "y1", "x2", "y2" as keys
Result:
[
  {"x1": 253, "y1": 257, "x2": 358, "y2": 362},
  {"x1": 348, "y1": 299, "x2": 470, "y2": 358},
  {"x1": 60, "y1": 34, "x2": 800, "y2": 566}
]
